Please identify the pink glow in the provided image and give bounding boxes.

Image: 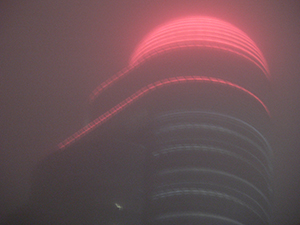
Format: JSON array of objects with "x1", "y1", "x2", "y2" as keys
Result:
[
  {"x1": 130, "y1": 17, "x2": 269, "y2": 76},
  {"x1": 89, "y1": 66, "x2": 134, "y2": 103},
  {"x1": 59, "y1": 76, "x2": 269, "y2": 149},
  {"x1": 89, "y1": 17, "x2": 269, "y2": 103}
]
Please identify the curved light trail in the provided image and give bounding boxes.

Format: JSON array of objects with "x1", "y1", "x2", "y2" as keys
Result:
[
  {"x1": 159, "y1": 167, "x2": 271, "y2": 207},
  {"x1": 152, "y1": 188, "x2": 267, "y2": 223},
  {"x1": 155, "y1": 212, "x2": 246, "y2": 225},
  {"x1": 59, "y1": 76, "x2": 269, "y2": 149},
  {"x1": 130, "y1": 17, "x2": 269, "y2": 75}
]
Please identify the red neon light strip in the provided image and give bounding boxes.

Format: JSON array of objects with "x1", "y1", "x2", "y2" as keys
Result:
[
  {"x1": 132, "y1": 41, "x2": 268, "y2": 77},
  {"x1": 89, "y1": 66, "x2": 135, "y2": 103},
  {"x1": 142, "y1": 17, "x2": 255, "y2": 44},
  {"x1": 59, "y1": 76, "x2": 269, "y2": 150},
  {"x1": 132, "y1": 33, "x2": 265, "y2": 72},
  {"x1": 130, "y1": 18, "x2": 268, "y2": 69},
  {"x1": 89, "y1": 42, "x2": 267, "y2": 103},
  {"x1": 130, "y1": 20, "x2": 269, "y2": 76},
  {"x1": 131, "y1": 22, "x2": 262, "y2": 64},
  {"x1": 147, "y1": 18, "x2": 265, "y2": 62},
  {"x1": 132, "y1": 33, "x2": 263, "y2": 69}
]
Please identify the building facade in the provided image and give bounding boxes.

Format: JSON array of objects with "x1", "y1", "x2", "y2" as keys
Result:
[{"x1": 58, "y1": 17, "x2": 273, "y2": 225}]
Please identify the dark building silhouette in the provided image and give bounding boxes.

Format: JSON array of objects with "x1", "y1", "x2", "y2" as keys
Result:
[{"x1": 5, "y1": 17, "x2": 272, "y2": 225}]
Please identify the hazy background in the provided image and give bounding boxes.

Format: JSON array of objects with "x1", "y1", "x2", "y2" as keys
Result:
[{"x1": 1, "y1": 0, "x2": 300, "y2": 224}]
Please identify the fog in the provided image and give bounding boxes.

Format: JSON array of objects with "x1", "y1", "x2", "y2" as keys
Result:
[{"x1": 1, "y1": 1, "x2": 300, "y2": 224}]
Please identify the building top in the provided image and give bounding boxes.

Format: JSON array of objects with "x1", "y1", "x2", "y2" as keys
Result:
[
  {"x1": 58, "y1": 16, "x2": 271, "y2": 150},
  {"x1": 130, "y1": 17, "x2": 269, "y2": 78}
]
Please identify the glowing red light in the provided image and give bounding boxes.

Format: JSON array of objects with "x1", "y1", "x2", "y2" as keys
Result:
[
  {"x1": 130, "y1": 17, "x2": 269, "y2": 76},
  {"x1": 89, "y1": 17, "x2": 269, "y2": 103},
  {"x1": 59, "y1": 76, "x2": 269, "y2": 149}
]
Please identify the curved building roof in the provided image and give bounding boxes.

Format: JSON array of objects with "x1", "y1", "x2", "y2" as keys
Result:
[{"x1": 130, "y1": 17, "x2": 269, "y2": 77}]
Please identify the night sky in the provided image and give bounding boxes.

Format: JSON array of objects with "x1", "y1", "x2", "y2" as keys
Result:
[{"x1": 1, "y1": 1, "x2": 300, "y2": 224}]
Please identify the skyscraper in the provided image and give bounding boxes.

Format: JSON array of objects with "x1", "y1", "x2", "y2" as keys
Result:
[{"x1": 59, "y1": 17, "x2": 273, "y2": 225}]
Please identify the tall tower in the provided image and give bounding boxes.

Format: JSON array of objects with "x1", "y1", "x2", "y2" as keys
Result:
[{"x1": 59, "y1": 17, "x2": 273, "y2": 225}]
